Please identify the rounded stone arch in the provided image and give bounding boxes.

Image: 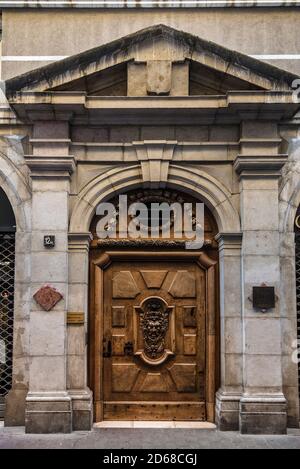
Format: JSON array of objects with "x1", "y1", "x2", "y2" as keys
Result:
[
  {"x1": 279, "y1": 138, "x2": 300, "y2": 234},
  {"x1": 69, "y1": 164, "x2": 241, "y2": 234},
  {"x1": 279, "y1": 180, "x2": 300, "y2": 234},
  {"x1": 0, "y1": 157, "x2": 31, "y2": 233}
]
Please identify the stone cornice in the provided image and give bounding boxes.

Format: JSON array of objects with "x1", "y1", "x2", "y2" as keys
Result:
[
  {"x1": 0, "y1": 1, "x2": 298, "y2": 8},
  {"x1": 29, "y1": 138, "x2": 72, "y2": 144},
  {"x1": 233, "y1": 155, "x2": 288, "y2": 178},
  {"x1": 9, "y1": 92, "x2": 300, "y2": 124},
  {"x1": 10, "y1": 92, "x2": 297, "y2": 108}
]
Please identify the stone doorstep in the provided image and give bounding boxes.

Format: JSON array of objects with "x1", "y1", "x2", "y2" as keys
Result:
[{"x1": 93, "y1": 421, "x2": 217, "y2": 429}]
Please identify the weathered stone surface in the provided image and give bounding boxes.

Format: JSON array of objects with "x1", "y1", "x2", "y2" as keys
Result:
[
  {"x1": 4, "y1": 388, "x2": 27, "y2": 426},
  {"x1": 29, "y1": 357, "x2": 67, "y2": 392},
  {"x1": 240, "y1": 396, "x2": 287, "y2": 435},
  {"x1": 215, "y1": 391, "x2": 241, "y2": 431},
  {"x1": 244, "y1": 318, "x2": 281, "y2": 355},
  {"x1": 25, "y1": 392, "x2": 72, "y2": 434},
  {"x1": 69, "y1": 389, "x2": 93, "y2": 431},
  {"x1": 147, "y1": 60, "x2": 172, "y2": 95},
  {"x1": 29, "y1": 311, "x2": 65, "y2": 356}
]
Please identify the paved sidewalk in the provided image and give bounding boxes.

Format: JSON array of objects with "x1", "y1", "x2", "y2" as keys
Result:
[{"x1": 0, "y1": 422, "x2": 300, "y2": 449}]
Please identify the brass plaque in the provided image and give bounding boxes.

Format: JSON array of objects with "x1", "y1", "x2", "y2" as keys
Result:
[{"x1": 67, "y1": 312, "x2": 84, "y2": 325}]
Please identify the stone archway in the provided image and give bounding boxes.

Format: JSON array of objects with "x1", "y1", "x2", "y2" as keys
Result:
[
  {"x1": 88, "y1": 186, "x2": 220, "y2": 422},
  {"x1": 69, "y1": 164, "x2": 240, "y2": 234},
  {"x1": 67, "y1": 163, "x2": 242, "y2": 426}
]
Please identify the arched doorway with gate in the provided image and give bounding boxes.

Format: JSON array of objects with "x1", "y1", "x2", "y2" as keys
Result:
[
  {"x1": 0, "y1": 187, "x2": 16, "y2": 418},
  {"x1": 88, "y1": 188, "x2": 220, "y2": 423}
]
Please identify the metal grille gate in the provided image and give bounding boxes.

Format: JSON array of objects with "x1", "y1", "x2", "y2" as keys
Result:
[
  {"x1": 296, "y1": 234, "x2": 300, "y2": 401},
  {"x1": 0, "y1": 233, "x2": 15, "y2": 418}
]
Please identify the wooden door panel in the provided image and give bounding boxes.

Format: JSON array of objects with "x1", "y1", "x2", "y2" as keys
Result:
[{"x1": 102, "y1": 260, "x2": 207, "y2": 420}]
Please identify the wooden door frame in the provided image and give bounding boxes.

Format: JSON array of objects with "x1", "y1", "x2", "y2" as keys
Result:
[{"x1": 89, "y1": 250, "x2": 218, "y2": 423}]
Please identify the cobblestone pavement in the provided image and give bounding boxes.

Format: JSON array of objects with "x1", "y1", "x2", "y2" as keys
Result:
[{"x1": 0, "y1": 422, "x2": 300, "y2": 449}]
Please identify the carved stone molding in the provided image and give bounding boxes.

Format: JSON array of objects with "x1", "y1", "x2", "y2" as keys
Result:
[
  {"x1": 133, "y1": 140, "x2": 177, "y2": 188},
  {"x1": 96, "y1": 238, "x2": 214, "y2": 249}
]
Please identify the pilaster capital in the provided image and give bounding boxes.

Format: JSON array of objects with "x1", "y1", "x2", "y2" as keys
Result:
[
  {"x1": 68, "y1": 232, "x2": 93, "y2": 252},
  {"x1": 215, "y1": 232, "x2": 243, "y2": 254},
  {"x1": 25, "y1": 155, "x2": 76, "y2": 180},
  {"x1": 233, "y1": 155, "x2": 288, "y2": 179}
]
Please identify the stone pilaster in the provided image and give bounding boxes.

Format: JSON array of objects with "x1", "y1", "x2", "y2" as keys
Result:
[
  {"x1": 234, "y1": 138, "x2": 288, "y2": 434},
  {"x1": 67, "y1": 233, "x2": 93, "y2": 431},
  {"x1": 215, "y1": 232, "x2": 243, "y2": 431},
  {"x1": 279, "y1": 135, "x2": 300, "y2": 427},
  {"x1": 24, "y1": 121, "x2": 75, "y2": 433}
]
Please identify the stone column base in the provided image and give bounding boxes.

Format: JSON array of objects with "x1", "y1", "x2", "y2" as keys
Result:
[
  {"x1": 69, "y1": 388, "x2": 93, "y2": 431},
  {"x1": 4, "y1": 387, "x2": 27, "y2": 426},
  {"x1": 240, "y1": 394, "x2": 287, "y2": 434},
  {"x1": 215, "y1": 390, "x2": 242, "y2": 431},
  {"x1": 25, "y1": 392, "x2": 72, "y2": 433}
]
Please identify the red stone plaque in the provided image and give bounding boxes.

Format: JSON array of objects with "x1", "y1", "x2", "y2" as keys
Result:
[{"x1": 33, "y1": 285, "x2": 63, "y2": 311}]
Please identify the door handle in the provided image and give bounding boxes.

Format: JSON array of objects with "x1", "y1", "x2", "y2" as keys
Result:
[{"x1": 103, "y1": 339, "x2": 112, "y2": 357}]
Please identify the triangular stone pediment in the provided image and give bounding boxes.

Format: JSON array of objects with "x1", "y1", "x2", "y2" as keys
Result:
[{"x1": 6, "y1": 24, "x2": 298, "y2": 98}]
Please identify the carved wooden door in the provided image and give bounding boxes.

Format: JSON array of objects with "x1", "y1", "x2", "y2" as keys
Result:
[{"x1": 103, "y1": 259, "x2": 206, "y2": 420}]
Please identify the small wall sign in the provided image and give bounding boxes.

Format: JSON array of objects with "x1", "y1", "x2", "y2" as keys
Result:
[
  {"x1": 44, "y1": 235, "x2": 55, "y2": 248},
  {"x1": 67, "y1": 312, "x2": 85, "y2": 325},
  {"x1": 252, "y1": 286, "x2": 276, "y2": 312},
  {"x1": 33, "y1": 285, "x2": 63, "y2": 311}
]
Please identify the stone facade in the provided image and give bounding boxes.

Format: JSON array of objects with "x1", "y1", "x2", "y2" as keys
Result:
[{"x1": 0, "y1": 9, "x2": 299, "y2": 434}]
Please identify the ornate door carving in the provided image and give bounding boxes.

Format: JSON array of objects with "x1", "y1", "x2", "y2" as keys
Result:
[
  {"x1": 91, "y1": 252, "x2": 217, "y2": 421},
  {"x1": 135, "y1": 297, "x2": 174, "y2": 365}
]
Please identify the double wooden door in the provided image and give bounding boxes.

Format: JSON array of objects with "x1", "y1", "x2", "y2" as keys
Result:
[{"x1": 91, "y1": 252, "x2": 217, "y2": 422}]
